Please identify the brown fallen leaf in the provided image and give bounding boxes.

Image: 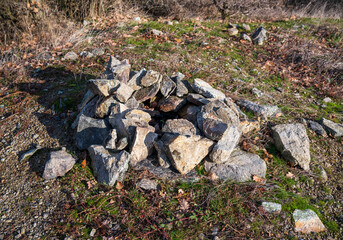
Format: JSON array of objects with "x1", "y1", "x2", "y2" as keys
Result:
[
  {"x1": 179, "y1": 199, "x2": 189, "y2": 211},
  {"x1": 116, "y1": 182, "x2": 124, "y2": 190},
  {"x1": 286, "y1": 172, "x2": 295, "y2": 179},
  {"x1": 253, "y1": 175, "x2": 266, "y2": 184}
]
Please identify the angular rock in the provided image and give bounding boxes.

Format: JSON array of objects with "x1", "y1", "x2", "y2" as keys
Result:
[
  {"x1": 116, "y1": 137, "x2": 128, "y2": 151},
  {"x1": 102, "y1": 56, "x2": 122, "y2": 79},
  {"x1": 115, "y1": 83, "x2": 134, "y2": 103},
  {"x1": 78, "y1": 89, "x2": 96, "y2": 111},
  {"x1": 209, "y1": 126, "x2": 241, "y2": 163},
  {"x1": 262, "y1": 202, "x2": 282, "y2": 213},
  {"x1": 242, "y1": 23, "x2": 251, "y2": 31},
  {"x1": 187, "y1": 93, "x2": 210, "y2": 106},
  {"x1": 205, "y1": 150, "x2": 266, "y2": 182},
  {"x1": 130, "y1": 127, "x2": 158, "y2": 166},
  {"x1": 164, "y1": 135, "x2": 214, "y2": 174},
  {"x1": 109, "y1": 60, "x2": 131, "y2": 83},
  {"x1": 160, "y1": 75, "x2": 176, "y2": 97},
  {"x1": 320, "y1": 118, "x2": 343, "y2": 137},
  {"x1": 158, "y1": 96, "x2": 186, "y2": 112},
  {"x1": 241, "y1": 33, "x2": 252, "y2": 42},
  {"x1": 252, "y1": 26, "x2": 267, "y2": 45},
  {"x1": 64, "y1": 51, "x2": 78, "y2": 60},
  {"x1": 153, "y1": 140, "x2": 171, "y2": 168},
  {"x1": 133, "y1": 82, "x2": 160, "y2": 102},
  {"x1": 19, "y1": 145, "x2": 42, "y2": 162},
  {"x1": 127, "y1": 68, "x2": 146, "y2": 91},
  {"x1": 76, "y1": 115, "x2": 109, "y2": 150},
  {"x1": 202, "y1": 118, "x2": 228, "y2": 141},
  {"x1": 104, "y1": 129, "x2": 117, "y2": 150},
  {"x1": 125, "y1": 97, "x2": 140, "y2": 109},
  {"x1": 236, "y1": 99, "x2": 281, "y2": 119},
  {"x1": 124, "y1": 109, "x2": 151, "y2": 123},
  {"x1": 251, "y1": 88, "x2": 263, "y2": 97},
  {"x1": 140, "y1": 70, "x2": 163, "y2": 87},
  {"x1": 293, "y1": 209, "x2": 326, "y2": 233},
  {"x1": 272, "y1": 124, "x2": 311, "y2": 171},
  {"x1": 162, "y1": 119, "x2": 198, "y2": 136},
  {"x1": 171, "y1": 73, "x2": 188, "y2": 97},
  {"x1": 151, "y1": 29, "x2": 163, "y2": 36},
  {"x1": 92, "y1": 48, "x2": 105, "y2": 56},
  {"x1": 95, "y1": 96, "x2": 118, "y2": 118},
  {"x1": 192, "y1": 78, "x2": 226, "y2": 100},
  {"x1": 178, "y1": 104, "x2": 201, "y2": 125},
  {"x1": 308, "y1": 120, "x2": 327, "y2": 136},
  {"x1": 137, "y1": 178, "x2": 159, "y2": 191},
  {"x1": 88, "y1": 145, "x2": 131, "y2": 186},
  {"x1": 228, "y1": 28, "x2": 239, "y2": 36},
  {"x1": 80, "y1": 51, "x2": 94, "y2": 58},
  {"x1": 88, "y1": 79, "x2": 120, "y2": 97},
  {"x1": 72, "y1": 96, "x2": 98, "y2": 129},
  {"x1": 43, "y1": 149, "x2": 76, "y2": 179}
]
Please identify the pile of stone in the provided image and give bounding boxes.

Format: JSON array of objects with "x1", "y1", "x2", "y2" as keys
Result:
[{"x1": 72, "y1": 57, "x2": 311, "y2": 186}]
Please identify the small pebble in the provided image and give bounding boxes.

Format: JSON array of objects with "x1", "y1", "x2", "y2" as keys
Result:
[{"x1": 90, "y1": 229, "x2": 96, "y2": 237}]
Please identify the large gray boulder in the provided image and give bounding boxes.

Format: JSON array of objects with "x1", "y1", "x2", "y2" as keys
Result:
[
  {"x1": 272, "y1": 124, "x2": 311, "y2": 171},
  {"x1": 209, "y1": 126, "x2": 241, "y2": 163},
  {"x1": 205, "y1": 150, "x2": 266, "y2": 182},
  {"x1": 43, "y1": 148, "x2": 76, "y2": 180},
  {"x1": 75, "y1": 115, "x2": 109, "y2": 150},
  {"x1": 192, "y1": 78, "x2": 225, "y2": 100},
  {"x1": 320, "y1": 118, "x2": 343, "y2": 137},
  {"x1": 88, "y1": 145, "x2": 131, "y2": 186},
  {"x1": 164, "y1": 134, "x2": 214, "y2": 174}
]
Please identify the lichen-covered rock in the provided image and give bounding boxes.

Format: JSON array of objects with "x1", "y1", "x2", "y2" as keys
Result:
[
  {"x1": 104, "y1": 129, "x2": 118, "y2": 150},
  {"x1": 160, "y1": 75, "x2": 176, "y2": 97},
  {"x1": 202, "y1": 118, "x2": 228, "y2": 141},
  {"x1": 272, "y1": 124, "x2": 311, "y2": 171},
  {"x1": 88, "y1": 79, "x2": 120, "y2": 97},
  {"x1": 240, "y1": 120, "x2": 260, "y2": 134},
  {"x1": 192, "y1": 78, "x2": 226, "y2": 100},
  {"x1": 293, "y1": 209, "x2": 326, "y2": 233},
  {"x1": 153, "y1": 140, "x2": 171, "y2": 168},
  {"x1": 236, "y1": 99, "x2": 281, "y2": 119},
  {"x1": 95, "y1": 97, "x2": 118, "y2": 118},
  {"x1": 178, "y1": 104, "x2": 201, "y2": 125},
  {"x1": 252, "y1": 26, "x2": 267, "y2": 45},
  {"x1": 108, "y1": 59, "x2": 131, "y2": 83},
  {"x1": 164, "y1": 135, "x2": 214, "y2": 174},
  {"x1": 137, "y1": 178, "x2": 159, "y2": 191},
  {"x1": 262, "y1": 202, "x2": 282, "y2": 213},
  {"x1": 43, "y1": 149, "x2": 76, "y2": 180},
  {"x1": 205, "y1": 150, "x2": 266, "y2": 182},
  {"x1": 162, "y1": 119, "x2": 198, "y2": 136},
  {"x1": 209, "y1": 126, "x2": 241, "y2": 163},
  {"x1": 133, "y1": 82, "x2": 160, "y2": 102},
  {"x1": 88, "y1": 145, "x2": 131, "y2": 186},
  {"x1": 127, "y1": 68, "x2": 146, "y2": 91},
  {"x1": 140, "y1": 70, "x2": 163, "y2": 87},
  {"x1": 158, "y1": 96, "x2": 186, "y2": 112},
  {"x1": 115, "y1": 83, "x2": 134, "y2": 103}
]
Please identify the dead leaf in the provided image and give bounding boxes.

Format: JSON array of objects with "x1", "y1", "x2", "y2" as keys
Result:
[
  {"x1": 179, "y1": 199, "x2": 189, "y2": 211},
  {"x1": 253, "y1": 175, "x2": 266, "y2": 184},
  {"x1": 116, "y1": 182, "x2": 124, "y2": 190},
  {"x1": 178, "y1": 189, "x2": 185, "y2": 195},
  {"x1": 81, "y1": 159, "x2": 87, "y2": 168},
  {"x1": 286, "y1": 172, "x2": 295, "y2": 179}
]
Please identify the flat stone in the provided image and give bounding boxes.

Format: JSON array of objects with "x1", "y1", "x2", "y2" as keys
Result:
[
  {"x1": 164, "y1": 135, "x2": 214, "y2": 174},
  {"x1": 124, "y1": 109, "x2": 151, "y2": 123},
  {"x1": 64, "y1": 51, "x2": 78, "y2": 60},
  {"x1": 236, "y1": 99, "x2": 282, "y2": 119},
  {"x1": 240, "y1": 120, "x2": 260, "y2": 134},
  {"x1": 252, "y1": 26, "x2": 267, "y2": 45},
  {"x1": 95, "y1": 96, "x2": 118, "y2": 118},
  {"x1": 242, "y1": 23, "x2": 251, "y2": 31},
  {"x1": 116, "y1": 137, "x2": 128, "y2": 151},
  {"x1": 272, "y1": 124, "x2": 311, "y2": 171},
  {"x1": 158, "y1": 96, "x2": 186, "y2": 112},
  {"x1": 187, "y1": 93, "x2": 210, "y2": 106},
  {"x1": 293, "y1": 209, "x2": 326, "y2": 233},
  {"x1": 162, "y1": 119, "x2": 198, "y2": 136},
  {"x1": 19, "y1": 146, "x2": 42, "y2": 162},
  {"x1": 127, "y1": 69, "x2": 146, "y2": 91},
  {"x1": 76, "y1": 115, "x2": 109, "y2": 150},
  {"x1": 115, "y1": 83, "x2": 134, "y2": 103},
  {"x1": 78, "y1": 89, "x2": 96, "y2": 111},
  {"x1": 43, "y1": 149, "x2": 76, "y2": 180},
  {"x1": 72, "y1": 96, "x2": 98, "y2": 129},
  {"x1": 192, "y1": 78, "x2": 226, "y2": 100},
  {"x1": 88, "y1": 79, "x2": 120, "y2": 97},
  {"x1": 151, "y1": 29, "x2": 163, "y2": 36},
  {"x1": 262, "y1": 202, "x2": 282, "y2": 213},
  {"x1": 308, "y1": 120, "x2": 327, "y2": 136},
  {"x1": 104, "y1": 129, "x2": 117, "y2": 150},
  {"x1": 320, "y1": 118, "x2": 343, "y2": 137},
  {"x1": 160, "y1": 75, "x2": 176, "y2": 97},
  {"x1": 130, "y1": 127, "x2": 158, "y2": 166},
  {"x1": 153, "y1": 140, "x2": 171, "y2": 168},
  {"x1": 202, "y1": 118, "x2": 228, "y2": 141},
  {"x1": 209, "y1": 126, "x2": 241, "y2": 163},
  {"x1": 88, "y1": 145, "x2": 131, "y2": 186},
  {"x1": 140, "y1": 70, "x2": 163, "y2": 87},
  {"x1": 172, "y1": 73, "x2": 188, "y2": 97},
  {"x1": 133, "y1": 82, "x2": 160, "y2": 102},
  {"x1": 205, "y1": 150, "x2": 266, "y2": 182},
  {"x1": 137, "y1": 178, "x2": 158, "y2": 191}
]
